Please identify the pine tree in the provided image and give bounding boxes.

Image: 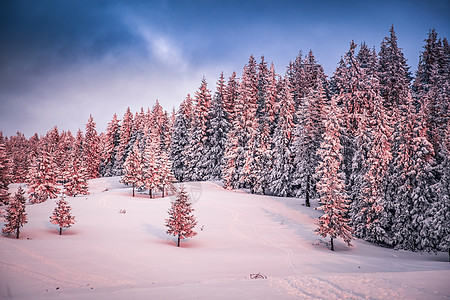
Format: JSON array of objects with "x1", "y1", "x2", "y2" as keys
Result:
[
  {"x1": 121, "y1": 140, "x2": 145, "y2": 197},
  {"x1": 50, "y1": 196, "x2": 76, "y2": 235},
  {"x1": 205, "y1": 73, "x2": 230, "y2": 180},
  {"x1": 292, "y1": 80, "x2": 326, "y2": 206},
  {"x1": 185, "y1": 77, "x2": 212, "y2": 181},
  {"x1": 101, "y1": 113, "x2": 121, "y2": 177},
  {"x1": 2, "y1": 186, "x2": 27, "y2": 239},
  {"x1": 428, "y1": 123, "x2": 449, "y2": 260},
  {"x1": 27, "y1": 146, "x2": 60, "y2": 204},
  {"x1": 84, "y1": 115, "x2": 100, "y2": 179},
  {"x1": 63, "y1": 150, "x2": 89, "y2": 197},
  {"x1": 378, "y1": 25, "x2": 411, "y2": 112},
  {"x1": 157, "y1": 150, "x2": 176, "y2": 198},
  {"x1": 352, "y1": 78, "x2": 393, "y2": 244},
  {"x1": 115, "y1": 107, "x2": 134, "y2": 175},
  {"x1": 152, "y1": 100, "x2": 172, "y2": 152},
  {"x1": 270, "y1": 78, "x2": 296, "y2": 197},
  {"x1": 165, "y1": 185, "x2": 197, "y2": 247},
  {"x1": 170, "y1": 95, "x2": 194, "y2": 182},
  {"x1": 6, "y1": 132, "x2": 30, "y2": 183},
  {"x1": 143, "y1": 128, "x2": 160, "y2": 198},
  {"x1": 0, "y1": 133, "x2": 10, "y2": 204},
  {"x1": 223, "y1": 71, "x2": 239, "y2": 124},
  {"x1": 315, "y1": 96, "x2": 353, "y2": 251},
  {"x1": 223, "y1": 55, "x2": 258, "y2": 190}
]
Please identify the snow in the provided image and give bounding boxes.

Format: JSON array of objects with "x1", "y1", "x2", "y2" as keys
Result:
[{"x1": 1, "y1": 177, "x2": 449, "y2": 299}]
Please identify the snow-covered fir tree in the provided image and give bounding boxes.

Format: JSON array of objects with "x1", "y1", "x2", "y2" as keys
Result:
[
  {"x1": 6, "y1": 132, "x2": 30, "y2": 183},
  {"x1": 292, "y1": 79, "x2": 326, "y2": 206},
  {"x1": 101, "y1": 113, "x2": 121, "y2": 177},
  {"x1": 170, "y1": 95, "x2": 194, "y2": 182},
  {"x1": 157, "y1": 149, "x2": 176, "y2": 198},
  {"x1": 223, "y1": 55, "x2": 258, "y2": 190},
  {"x1": 27, "y1": 145, "x2": 60, "y2": 204},
  {"x1": 165, "y1": 184, "x2": 197, "y2": 247},
  {"x1": 84, "y1": 115, "x2": 101, "y2": 179},
  {"x1": 378, "y1": 25, "x2": 411, "y2": 112},
  {"x1": 185, "y1": 77, "x2": 212, "y2": 181},
  {"x1": 315, "y1": 96, "x2": 353, "y2": 251},
  {"x1": 351, "y1": 76, "x2": 393, "y2": 244},
  {"x1": 241, "y1": 58, "x2": 276, "y2": 194},
  {"x1": 115, "y1": 107, "x2": 134, "y2": 175},
  {"x1": 121, "y1": 140, "x2": 145, "y2": 197},
  {"x1": 205, "y1": 73, "x2": 230, "y2": 180},
  {"x1": 0, "y1": 133, "x2": 10, "y2": 204},
  {"x1": 143, "y1": 128, "x2": 160, "y2": 198},
  {"x1": 63, "y1": 150, "x2": 89, "y2": 197},
  {"x1": 2, "y1": 186, "x2": 27, "y2": 239},
  {"x1": 50, "y1": 196, "x2": 76, "y2": 235},
  {"x1": 270, "y1": 78, "x2": 296, "y2": 197}
]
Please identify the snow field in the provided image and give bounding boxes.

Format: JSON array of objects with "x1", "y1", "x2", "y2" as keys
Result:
[{"x1": 1, "y1": 177, "x2": 449, "y2": 299}]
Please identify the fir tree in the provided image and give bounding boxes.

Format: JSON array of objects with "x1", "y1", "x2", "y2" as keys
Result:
[
  {"x1": 270, "y1": 78, "x2": 296, "y2": 197},
  {"x1": 115, "y1": 107, "x2": 134, "y2": 175},
  {"x1": 378, "y1": 25, "x2": 411, "y2": 112},
  {"x1": 315, "y1": 96, "x2": 353, "y2": 251},
  {"x1": 157, "y1": 150, "x2": 176, "y2": 198},
  {"x1": 205, "y1": 73, "x2": 230, "y2": 180},
  {"x1": 84, "y1": 115, "x2": 100, "y2": 179},
  {"x1": 6, "y1": 132, "x2": 30, "y2": 183},
  {"x1": 170, "y1": 95, "x2": 194, "y2": 182},
  {"x1": 0, "y1": 134, "x2": 10, "y2": 204},
  {"x1": 101, "y1": 113, "x2": 121, "y2": 177},
  {"x1": 185, "y1": 77, "x2": 212, "y2": 181},
  {"x1": 50, "y1": 196, "x2": 76, "y2": 235},
  {"x1": 143, "y1": 128, "x2": 160, "y2": 198},
  {"x1": 63, "y1": 150, "x2": 89, "y2": 197},
  {"x1": 165, "y1": 185, "x2": 197, "y2": 247},
  {"x1": 223, "y1": 55, "x2": 258, "y2": 190},
  {"x1": 27, "y1": 147, "x2": 60, "y2": 204},
  {"x1": 121, "y1": 140, "x2": 145, "y2": 197},
  {"x1": 292, "y1": 80, "x2": 326, "y2": 206},
  {"x1": 2, "y1": 186, "x2": 27, "y2": 239}
]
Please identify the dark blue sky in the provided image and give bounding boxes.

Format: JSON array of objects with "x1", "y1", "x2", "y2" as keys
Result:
[{"x1": 1, "y1": 0, "x2": 449, "y2": 137}]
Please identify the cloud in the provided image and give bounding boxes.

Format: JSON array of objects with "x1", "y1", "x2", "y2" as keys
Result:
[{"x1": 124, "y1": 13, "x2": 188, "y2": 71}]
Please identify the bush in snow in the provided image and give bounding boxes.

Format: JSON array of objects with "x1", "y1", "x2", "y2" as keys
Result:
[
  {"x1": 165, "y1": 185, "x2": 197, "y2": 247},
  {"x1": 50, "y1": 196, "x2": 76, "y2": 235}
]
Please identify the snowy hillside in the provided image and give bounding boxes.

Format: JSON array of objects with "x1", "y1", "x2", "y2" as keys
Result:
[{"x1": 1, "y1": 177, "x2": 449, "y2": 299}]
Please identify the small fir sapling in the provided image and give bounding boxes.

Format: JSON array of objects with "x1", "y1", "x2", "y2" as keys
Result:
[
  {"x1": 2, "y1": 186, "x2": 27, "y2": 239},
  {"x1": 165, "y1": 185, "x2": 197, "y2": 247},
  {"x1": 50, "y1": 196, "x2": 76, "y2": 235}
]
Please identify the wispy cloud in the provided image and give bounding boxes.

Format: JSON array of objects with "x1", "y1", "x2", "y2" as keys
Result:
[{"x1": 125, "y1": 13, "x2": 188, "y2": 71}]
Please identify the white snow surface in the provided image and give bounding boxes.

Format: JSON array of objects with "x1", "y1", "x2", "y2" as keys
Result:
[{"x1": 1, "y1": 177, "x2": 449, "y2": 299}]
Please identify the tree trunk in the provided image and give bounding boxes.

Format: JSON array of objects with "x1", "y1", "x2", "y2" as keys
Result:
[
  {"x1": 262, "y1": 187, "x2": 265, "y2": 195},
  {"x1": 162, "y1": 185, "x2": 165, "y2": 198},
  {"x1": 132, "y1": 185, "x2": 135, "y2": 197},
  {"x1": 305, "y1": 175, "x2": 311, "y2": 207},
  {"x1": 59, "y1": 227, "x2": 62, "y2": 235},
  {"x1": 16, "y1": 227, "x2": 20, "y2": 239},
  {"x1": 149, "y1": 188, "x2": 152, "y2": 198},
  {"x1": 177, "y1": 235, "x2": 180, "y2": 247},
  {"x1": 330, "y1": 237, "x2": 334, "y2": 251}
]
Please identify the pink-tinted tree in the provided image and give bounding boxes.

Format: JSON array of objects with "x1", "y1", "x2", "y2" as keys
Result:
[
  {"x1": 165, "y1": 185, "x2": 197, "y2": 247},
  {"x1": 2, "y1": 186, "x2": 27, "y2": 239},
  {"x1": 121, "y1": 140, "x2": 144, "y2": 197},
  {"x1": 50, "y1": 196, "x2": 76, "y2": 235},
  {"x1": 315, "y1": 96, "x2": 353, "y2": 251}
]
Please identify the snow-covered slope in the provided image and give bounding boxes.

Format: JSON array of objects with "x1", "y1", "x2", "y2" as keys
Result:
[{"x1": 1, "y1": 177, "x2": 449, "y2": 299}]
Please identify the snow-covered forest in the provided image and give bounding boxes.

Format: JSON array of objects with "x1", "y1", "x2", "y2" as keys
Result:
[{"x1": 1, "y1": 27, "x2": 449, "y2": 256}]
